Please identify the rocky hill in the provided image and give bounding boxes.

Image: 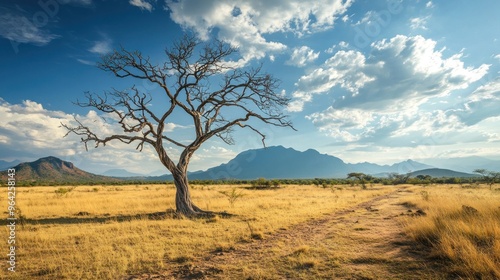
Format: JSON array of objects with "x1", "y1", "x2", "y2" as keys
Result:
[{"x1": 0, "y1": 156, "x2": 120, "y2": 185}]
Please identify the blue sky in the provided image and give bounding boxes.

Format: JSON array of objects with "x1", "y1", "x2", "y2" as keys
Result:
[{"x1": 1, "y1": 0, "x2": 500, "y2": 174}]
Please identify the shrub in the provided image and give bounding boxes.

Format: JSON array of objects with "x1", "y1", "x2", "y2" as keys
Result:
[
  {"x1": 54, "y1": 187, "x2": 76, "y2": 197},
  {"x1": 420, "y1": 190, "x2": 430, "y2": 201},
  {"x1": 218, "y1": 188, "x2": 246, "y2": 207}
]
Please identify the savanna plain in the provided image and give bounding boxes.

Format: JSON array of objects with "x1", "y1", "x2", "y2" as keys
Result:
[{"x1": 1, "y1": 183, "x2": 499, "y2": 279}]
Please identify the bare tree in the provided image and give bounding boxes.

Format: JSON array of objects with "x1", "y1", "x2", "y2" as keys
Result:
[
  {"x1": 62, "y1": 35, "x2": 294, "y2": 217},
  {"x1": 473, "y1": 169, "x2": 500, "y2": 190}
]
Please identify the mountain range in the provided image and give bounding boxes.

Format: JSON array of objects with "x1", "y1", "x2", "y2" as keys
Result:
[
  {"x1": 1, "y1": 146, "x2": 483, "y2": 184},
  {"x1": 176, "y1": 146, "x2": 433, "y2": 180},
  {"x1": 153, "y1": 146, "x2": 474, "y2": 180}
]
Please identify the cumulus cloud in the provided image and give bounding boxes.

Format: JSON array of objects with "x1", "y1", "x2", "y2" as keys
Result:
[
  {"x1": 289, "y1": 35, "x2": 489, "y2": 112},
  {"x1": 288, "y1": 49, "x2": 376, "y2": 112},
  {"x1": 165, "y1": 0, "x2": 352, "y2": 64},
  {"x1": 0, "y1": 13, "x2": 59, "y2": 46},
  {"x1": 0, "y1": 99, "x2": 239, "y2": 173},
  {"x1": 286, "y1": 46, "x2": 320, "y2": 67},
  {"x1": 293, "y1": 35, "x2": 496, "y2": 150},
  {"x1": 0, "y1": 99, "x2": 87, "y2": 161},
  {"x1": 307, "y1": 103, "x2": 496, "y2": 148},
  {"x1": 306, "y1": 107, "x2": 374, "y2": 141},
  {"x1": 0, "y1": 99, "x2": 156, "y2": 172},
  {"x1": 129, "y1": 0, "x2": 155, "y2": 11}
]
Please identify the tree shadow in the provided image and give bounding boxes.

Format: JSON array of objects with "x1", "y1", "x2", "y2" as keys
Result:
[{"x1": 0, "y1": 209, "x2": 235, "y2": 226}]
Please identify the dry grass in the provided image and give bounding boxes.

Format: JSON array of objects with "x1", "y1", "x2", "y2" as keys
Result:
[
  {"x1": 5, "y1": 183, "x2": 496, "y2": 279},
  {"x1": 0, "y1": 184, "x2": 391, "y2": 279},
  {"x1": 402, "y1": 184, "x2": 500, "y2": 279}
]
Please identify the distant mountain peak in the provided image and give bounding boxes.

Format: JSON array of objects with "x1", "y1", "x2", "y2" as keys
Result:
[
  {"x1": 33, "y1": 156, "x2": 75, "y2": 170},
  {"x1": 304, "y1": 148, "x2": 320, "y2": 154},
  {"x1": 0, "y1": 156, "x2": 118, "y2": 184},
  {"x1": 170, "y1": 146, "x2": 427, "y2": 180},
  {"x1": 39, "y1": 156, "x2": 61, "y2": 160}
]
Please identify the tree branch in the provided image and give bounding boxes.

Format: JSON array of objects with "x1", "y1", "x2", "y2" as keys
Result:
[{"x1": 64, "y1": 35, "x2": 295, "y2": 176}]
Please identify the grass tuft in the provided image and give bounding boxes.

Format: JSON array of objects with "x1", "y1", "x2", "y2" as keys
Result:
[{"x1": 403, "y1": 185, "x2": 500, "y2": 279}]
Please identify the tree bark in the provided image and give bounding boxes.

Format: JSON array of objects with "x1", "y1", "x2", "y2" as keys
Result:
[{"x1": 172, "y1": 169, "x2": 210, "y2": 217}]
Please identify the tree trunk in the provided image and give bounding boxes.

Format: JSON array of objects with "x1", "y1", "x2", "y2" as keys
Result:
[{"x1": 172, "y1": 169, "x2": 209, "y2": 217}]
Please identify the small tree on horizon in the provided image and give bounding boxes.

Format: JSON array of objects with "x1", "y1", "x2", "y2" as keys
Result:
[
  {"x1": 347, "y1": 172, "x2": 368, "y2": 189},
  {"x1": 388, "y1": 172, "x2": 412, "y2": 185},
  {"x1": 473, "y1": 169, "x2": 500, "y2": 190},
  {"x1": 62, "y1": 35, "x2": 294, "y2": 217}
]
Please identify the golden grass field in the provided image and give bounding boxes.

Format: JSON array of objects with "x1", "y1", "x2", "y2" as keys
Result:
[
  {"x1": 1, "y1": 183, "x2": 499, "y2": 279},
  {"x1": 402, "y1": 185, "x2": 500, "y2": 279}
]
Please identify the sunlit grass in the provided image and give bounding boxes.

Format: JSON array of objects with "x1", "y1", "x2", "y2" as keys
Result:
[
  {"x1": 402, "y1": 184, "x2": 500, "y2": 279},
  {"x1": 0, "y1": 184, "x2": 391, "y2": 279}
]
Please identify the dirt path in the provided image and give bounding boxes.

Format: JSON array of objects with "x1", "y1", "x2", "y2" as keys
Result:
[{"x1": 127, "y1": 188, "x2": 449, "y2": 279}]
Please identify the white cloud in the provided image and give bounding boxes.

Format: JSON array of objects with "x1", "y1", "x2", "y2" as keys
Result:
[
  {"x1": 338, "y1": 41, "x2": 349, "y2": 48},
  {"x1": 129, "y1": 0, "x2": 155, "y2": 11},
  {"x1": 410, "y1": 16, "x2": 429, "y2": 30},
  {"x1": 165, "y1": 0, "x2": 352, "y2": 64},
  {"x1": 325, "y1": 46, "x2": 335, "y2": 54},
  {"x1": 289, "y1": 35, "x2": 489, "y2": 112},
  {"x1": 449, "y1": 78, "x2": 500, "y2": 126},
  {"x1": 426, "y1": 1, "x2": 434, "y2": 8},
  {"x1": 0, "y1": 99, "x2": 235, "y2": 174},
  {"x1": 0, "y1": 13, "x2": 59, "y2": 45},
  {"x1": 287, "y1": 49, "x2": 376, "y2": 112},
  {"x1": 0, "y1": 99, "x2": 194, "y2": 174},
  {"x1": 89, "y1": 38, "x2": 112, "y2": 55},
  {"x1": 393, "y1": 110, "x2": 464, "y2": 138},
  {"x1": 306, "y1": 107, "x2": 373, "y2": 141},
  {"x1": 494, "y1": 54, "x2": 500, "y2": 61},
  {"x1": 0, "y1": 99, "x2": 85, "y2": 159},
  {"x1": 286, "y1": 46, "x2": 320, "y2": 67},
  {"x1": 467, "y1": 78, "x2": 500, "y2": 102},
  {"x1": 307, "y1": 103, "x2": 497, "y2": 148},
  {"x1": 293, "y1": 35, "x2": 495, "y2": 150},
  {"x1": 353, "y1": 10, "x2": 390, "y2": 27},
  {"x1": 354, "y1": 11, "x2": 375, "y2": 26}
]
